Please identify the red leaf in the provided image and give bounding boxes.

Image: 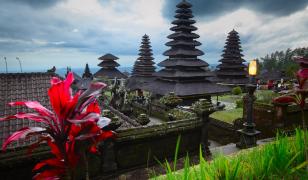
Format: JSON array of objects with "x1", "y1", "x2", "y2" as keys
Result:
[
  {"x1": 0, "y1": 112, "x2": 57, "y2": 130},
  {"x1": 67, "y1": 113, "x2": 100, "y2": 124},
  {"x1": 48, "y1": 72, "x2": 74, "y2": 120},
  {"x1": 75, "y1": 82, "x2": 106, "y2": 111},
  {"x1": 86, "y1": 101, "x2": 101, "y2": 114},
  {"x1": 47, "y1": 139, "x2": 63, "y2": 160},
  {"x1": 33, "y1": 158, "x2": 65, "y2": 171},
  {"x1": 2, "y1": 127, "x2": 45, "y2": 151},
  {"x1": 8, "y1": 101, "x2": 54, "y2": 119},
  {"x1": 273, "y1": 96, "x2": 296, "y2": 104},
  {"x1": 297, "y1": 69, "x2": 308, "y2": 79},
  {"x1": 96, "y1": 131, "x2": 114, "y2": 142},
  {"x1": 69, "y1": 124, "x2": 82, "y2": 137},
  {"x1": 50, "y1": 77, "x2": 61, "y2": 85},
  {"x1": 89, "y1": 145, "x2": 98, "y2": 153},
  {"x1": 66, "y1": 140, "x2": 79, "y2": 168}
]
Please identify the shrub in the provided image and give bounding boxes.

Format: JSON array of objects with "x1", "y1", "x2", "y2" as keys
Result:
[
  {"x1": 232, "y1": 86, "x2": 242, "y2": 95},
  {"x1": 236, "y1": 99, "x2": 243, "y2": 108},
  {"x1": 159, "y1": 92, "x2": 182, "y2": 108}
]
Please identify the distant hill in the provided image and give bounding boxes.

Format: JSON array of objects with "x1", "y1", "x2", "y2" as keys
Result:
[
  {"x1": 56, "y1": 67, "x2": 134, "y2": 77},
  {"x1": 1, "y1": 64, "x2": 218, "y2": 76},
  {"x1": 56, "y1": 64, "x2": 218, "y2": 77}
]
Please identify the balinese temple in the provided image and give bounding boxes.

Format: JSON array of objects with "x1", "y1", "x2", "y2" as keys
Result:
[
  {"x1": 82, "y1": 63, "x2": 93, "y2": 79},
  {"x1": 148, "y1": 0, "x2": 229, "y2": 101},
  {"x1": 94, "y1": 53, "x2": 127, "y2": 80},
  {"x1": 126, "y1": 34, "x2": 156, "y2": 91},
  {"x1": 214, "y1": 29, "x2": 248, "y2": 85}
]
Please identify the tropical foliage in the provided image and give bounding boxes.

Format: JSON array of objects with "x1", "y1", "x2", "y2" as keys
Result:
[
  {"x1": 0, "y1": 72, "x2": 114, "y2": 179},
  {"x1": 258, "y1": 47, "x2": 307, "y2": 77}
]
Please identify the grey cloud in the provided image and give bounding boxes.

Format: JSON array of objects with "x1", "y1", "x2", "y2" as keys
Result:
[
  {"x1": 3, "y1": 0, "x2": 65, "y2": 9},
  {"x1": 163, "y1": 0, "x2": 308, "y2": 20},
  {"x1": 0, "y1": 0, "x2": 118, "y2": 54}
]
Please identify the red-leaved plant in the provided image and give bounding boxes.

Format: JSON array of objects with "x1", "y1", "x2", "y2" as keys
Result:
[
  {"x1": 273, "y1": 58, "x2": 308, "y2": 171},
  {"x1": 0, "y1": 72, "x2": 114, "y2": 179}
]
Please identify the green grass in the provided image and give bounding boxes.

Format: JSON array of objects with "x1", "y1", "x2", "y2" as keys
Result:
[
  {"x1": 210, "y1": 108, "x2": 243, "y2": 124},
  {"x1": 153, "y1": 129, "x2": 308, "y2": 180},
  {"x1": 216, "y1": 94, "x2": 242, "y2": 103},
  {"x1": 255, "y1": 90, "x2": 279, "y2": 104},
  {"x1": 217, "y1": 90, "x2": 278, "y2": 104}
]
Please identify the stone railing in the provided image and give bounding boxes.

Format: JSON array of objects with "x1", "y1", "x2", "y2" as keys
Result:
[{"x1": 107, "y1": 105, "x2": 140, "y2": 127}]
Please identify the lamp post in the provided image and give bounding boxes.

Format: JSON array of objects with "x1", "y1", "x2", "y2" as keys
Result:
[
  {"x1": 4, "y1": 57, "x2": 8, "y2": 73},
  {"x1": 16, "y1": 57, "x2": 22, "y2": 72},
  {"x1": 237, "y1": 59, "x2": 260, "y2": 149}
]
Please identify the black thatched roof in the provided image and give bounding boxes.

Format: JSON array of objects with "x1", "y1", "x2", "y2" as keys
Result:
[
  {"x1": 98, "y1": 53, "x2": 119, "y2": 61},
  {"x1": 97, "y1": 61, "x2": 120, "y2": 68},
  {"x1": 126, "y1": 76, "x2": 156, "y2": 91},
  {"x1": 147, "y1": 80, "x2": 229, "y2": 96},
  {"x1": 148, "y1": 0, "x2": 230, "y2": 97},
  {"x1": 95, "y1": 53, "x2": 127, "y2": 79},
  {"x1": 0, "y1": 72, "x2": 57, "y2": 149},
  {"x1": 127, "y1": 34, "x2": 156, "y2": 90},
  {"x1": 215, "y1": 29, "x2": 248, "y2": 84},
  {"x1": 94, "y1": 68, "x2": 127, "y2": 79}
]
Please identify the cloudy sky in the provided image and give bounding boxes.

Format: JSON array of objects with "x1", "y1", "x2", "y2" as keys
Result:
[{"x1": 0, "y1": 0, "x2": 308, "y2": 72}]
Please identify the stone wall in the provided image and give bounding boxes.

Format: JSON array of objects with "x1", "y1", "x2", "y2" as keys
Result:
[
  {"x1": 112, "y1": 117, "x2": 202, "y2": 170},
  {"x1": 244, "y1": 102, "x2": 308, "y2": 138},
  {"x1": 0, "y1": 117, "x2": 202, "y2": 179}
]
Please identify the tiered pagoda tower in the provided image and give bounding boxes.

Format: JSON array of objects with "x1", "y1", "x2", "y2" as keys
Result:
[
  {"x1": 82, "y1": 63, "x2": 93, "y2": 79},
  {"x1": 94, "y1": 53, "x2": 127, "y2": 79},
  {"x1": 127, "y1": 35, "x2": 156, "y2": 90},
  {"x1": 148, "y1": 0, "x2": 229, "y2": 98},
  {"x1": 215, "y1": 30, "x2": 248, "y2": 84}
]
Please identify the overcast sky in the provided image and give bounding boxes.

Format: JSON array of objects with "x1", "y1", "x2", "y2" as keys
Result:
[{"x1": 1, "y1": 0, "x2": 308, "y2": 72}]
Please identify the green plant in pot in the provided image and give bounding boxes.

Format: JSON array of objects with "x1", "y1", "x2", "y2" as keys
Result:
[
  {"x1": 167, "y1": 109, "x2": 196, "y2": 121},
  {"x1": 137, "y1": 113, "x2": 150, "y2": 125},
  {"x1": 192, "y1": 98, "x2": 216, "y2": 117},
  {"x1": 102, "y1": 110, "x2": 122, "y2": 130},
  {"x1": 159, "y1": 92, "x2": 183, "y2": 109}
]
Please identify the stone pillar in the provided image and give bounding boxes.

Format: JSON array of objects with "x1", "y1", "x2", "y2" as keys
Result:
[
  {"x1": 192, "y1": 99, "x2": 217, "y2": 156},
  {"x1": 273, "y1": 102, "x2": 289, "y2": 128}
]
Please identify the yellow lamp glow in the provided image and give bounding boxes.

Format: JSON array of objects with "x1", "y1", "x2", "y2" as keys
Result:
[{"x1": 248, "y1": 60, "x2": 257, "y2": 76}]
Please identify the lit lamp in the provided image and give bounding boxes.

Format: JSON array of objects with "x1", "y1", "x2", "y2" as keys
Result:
[
  {"x1": 248, "y1": 60, "x2": 257, "y2": 79},
  {"x1": 236, "y1": 59, "x2": 260, "y2": 149}
]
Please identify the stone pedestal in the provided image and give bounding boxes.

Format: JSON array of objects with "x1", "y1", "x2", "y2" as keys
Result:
[
  {"x1": 273, "y1": 102, "x2": 289, "y2": 128},
  {"x1": 237, "y1": 84, "x2": 260, "y2": 149},
  {"x1": 192, "y1": 99, "x2": 217, "y2": 156},
  {"x1": 237, "y1": 123, "x2": 260, "y2": 148}
]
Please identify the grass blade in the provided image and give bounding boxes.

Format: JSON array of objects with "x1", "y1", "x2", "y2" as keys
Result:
[{"x1": 173, "y1": 135, "x2": 181, "y2": 171}]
